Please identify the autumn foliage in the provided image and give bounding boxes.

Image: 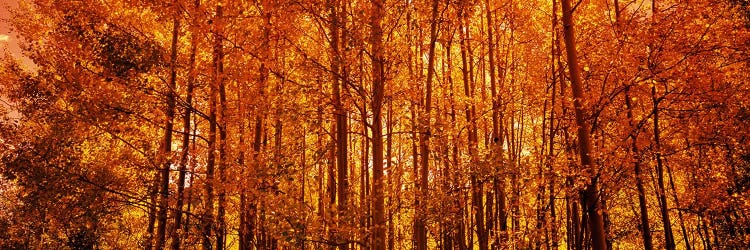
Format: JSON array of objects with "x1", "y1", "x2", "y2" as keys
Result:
[{"x1": 1, "y1": 0, "x2": 749, "y2": 249}]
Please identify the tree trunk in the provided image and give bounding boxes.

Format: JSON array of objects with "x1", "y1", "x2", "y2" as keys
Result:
[
  {"x1": 416, "y1": 0, "x2": 439, "y2": 249},
  {"x1": 387, "y1": 98, "x2": 395, "y2": 250},
  {"x1": 458, "y1": 3, "x2": 481, "y2": 249},
  {"x1": 147, "y1": 174, "x2": 157, "y2": 250},
  {"x1": 559, "y1": 0, "x2": 607, "y2": 249},
  {"x1": 648, "y1": 2, "x2": 676, "y2": 248},
  {"x1": 201, "y1": 6, "x2": 223, "y2": 250},
  {"x1": 171, "y1": 0, "x2": 199, "y2": 248},
  {"x1": 652, "y1": 84, "x2": 675, "y2": 250},
  {"x1": 548, "y1": 1, "x2": 562, "y2": 249},
  {"x1": 369, "y1": 0, "x2": 386, "y2": 248},
  {"x1": 625, "y1": 86, "x2": 655, "y2": 250},
  {"x1": 666, "y1": 144, "x2": 692, "y2": 250},
  {"x1": 215, "y1": 5, "x2": 227, "y2": 249},
  {"x1": 613, "y1": 0, "x2": 654, "y2": 248},
  {"x1": 155, "y1": 3, "x2": 179, "y2": 249},
  {"x1": 328, "y1": 0, "x2": 349, "y2": 247}
]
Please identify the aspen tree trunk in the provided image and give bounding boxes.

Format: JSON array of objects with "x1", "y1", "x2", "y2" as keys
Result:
[
  {"x1": 369, "y1": 0, "x2": 386, "y2": 248},
  {"x1": 237, "y1": 93, "x2": 247, "y2": 250},
  {"x1": 241, "y1": 3, "x2": 271, "y2": 247},
  {"x1": 561, "y1": 84, "x2": 578, "y2": 250},
  {"x1": 460, "y1": 3, "x2": 487, "y2": 249},
  {"x1": 328, "y1": 0, "x2": 349, "y2": 247},
  {"x1": 328, "y1": 124, "x2": 336, "y2": 250},
  {"x1": 484, "y1": 0, "x2": 504, "y2": 248},
  {"x1": 361, "y1": 102, "x2": 371, "y2": 250},
  {"x1": 301, "y1": 130, "x2": 307, "y2": 250},
  {"x1": 416, "y1": 0, "x2": 439, "y2": 248},
  {"x1": 553, "y1": 2, "x2": 575, "y2": 248},
  {"x1": 625, "y1": 87, "x2": 654, "y2": 250},
  {"x1": 440, "y1": 37, "x2": 453, "y2": 250},
  {"x1": 649, "y1": 2, "x2": 675, "y2": 249},
  {"x1": 652, "y1": 84, "x2": 675, "y2": 250},
  {"x1": 147, "y1": 183, "x2": 157, "y2": 250},
  {"x1": 171, "y1": 0, "x2": 199, "y2": 248},
  {"x1": 185, "y1": 117, "x2": 198, "y2": 238},
  {"x1": 216, "y1": 6, "x2": 227, "y2": 250},
  {"x1": 559, "y1": 0, "x2": 607, "y2": 249},
  {"x1": 316, "y1": 78, "x2": 325, "y2": 250},
  {"x1": 458, "y1": 3, "x2": 482, "y2": 249},
  {"x1": 155, "y1": 2, "x2": 180, "y2": 249},
  {"x1": 613, "y1": 0, "x2": 654, "y2": 248},
  {"x1": 536, "y1": 89, "x2": 549, "y2": 250},
  {"x1": 360, "y1": 50, "x2": 372, "y2": 250},
  {"x1": 269, "y1": 78, "x2": 283, "y2": 250},
  {"x1": 666, "y1": 147, "x2": 691, "y2": 250},
  {"x1": 239, "y1": 80, "x2": 249, "y2": 250},
  {"x1": 411, "y1": 5, "x2": 424, "y2": 247},
  {"x1": 443, "y1": 37, "x2": 465, "y2": 250},
  {"x1": 387, "y1": 98, "x2": 395, "y2": 250},
  {"x1": 547, "y1": 2, "x2": 560, "y2": 247},
  {"x1": 337, "y1": 1, "x2": 350, "y2": 247},
  {"x1": 202, "y1": 7, "x2": 222, "y2": 250}
]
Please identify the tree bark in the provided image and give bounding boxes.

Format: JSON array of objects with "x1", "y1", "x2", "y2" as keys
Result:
[
  {"x1": 327, "y1": 0, "x2": 349, "y2": 247},
  {"x1": 215, "y1": 6, "x2": 227, "y2": 248},
  {"x1": 547, "y1": 1, "x2": 560, "y2": 248},
  {"x1": 155, "y1": 2, "x2": 180, "y2": 249},
  {"x1": 559, "y1": 0, "x2": 607, "y2": 249},
  {"x1": 613, "y1": 0, "x2": 654, "y2": 248},
  {"x1": 369, "y1": 0, "x2": 386, "y2": 248},
  {"x1": 647, "y1": 2, "x2": 676, "y2": 248},
  {"x1": 458, "y1": 3, "x2": 481, "y2": 249},
  {"x1": 415, "y1": 0, "x2": 439, "y2": 249},
  {"x1": 171, "y1": 1, "x2": 199, "y2": 248}
]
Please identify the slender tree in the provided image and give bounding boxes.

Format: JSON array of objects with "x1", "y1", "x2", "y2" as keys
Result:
[
  {"x1": 369, "y1": 0, "x2": 386, "y2": 248},
  {"x1": 559, "y1": 0, "x2": 607, "y2": 249}
]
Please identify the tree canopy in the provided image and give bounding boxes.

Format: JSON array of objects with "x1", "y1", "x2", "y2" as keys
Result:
[{"x1": 1, "y1": 0, "x2": 749, "y2": 249}]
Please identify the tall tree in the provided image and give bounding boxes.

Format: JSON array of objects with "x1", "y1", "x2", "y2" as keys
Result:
[
  {"x1": 172, "y1": 1, "x2": 200, "y2": 249},
  {"x1": 559, "y1": 0, "x2": 607, "y2": 249},
  {"x1": 614, "y1": 0, "x2": 654, "y2": 248},
  {"x1": 155, "y1": 1, "x2": 181, "y2": 249},
  {"x1": 369, "y1": 0, "x2": 386, "y2": 248},
  {"x1": 415, "y1": 0, "x2": 440, "y2": 249}
]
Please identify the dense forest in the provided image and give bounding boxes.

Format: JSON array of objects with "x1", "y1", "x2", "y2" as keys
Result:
[{"x1": 1, "y1": 0, "x2": 749, "y2": 249}]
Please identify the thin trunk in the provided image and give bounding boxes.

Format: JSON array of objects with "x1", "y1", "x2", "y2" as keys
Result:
[
  {"x1": 484, "y1": 0, "x2": 503, "y2": 249},
  {"x1": 155, "y1": 3, "x2": 180, "y2": 249},
  {"x1": 328, "y1": 0, "x2": 349, "y2": 247},
  {"x1": 301, "y1": 130, "x2": 307, "y2": 250},
  {"x1": 369, "y1": 0, "x2": 386, "y2": 248},
  {"x1": 649, "y1": 1, "x2": 676, "y2": 248},
  {"x1": 171, "y1": 0, "x2": 198, "y2": 248},
  {"x1": 216, "y1": 5, "x2": 227, "y2": 249},
  {"x1": 361, "y1": 50, "x2": 372, "y2": 250},
  {"x1": 652, "y1": 84, "x2": 675, "y2": 250},
  {"x1": 416, "y1": 0, "x2": 439, "y2": 249},
  {"x1": 238, "y1": 96, "x2": 248, "y2": 250},
  {"x1": 666, "y1": 143, "x2": 691, "y2": 250},
  {"x1": 445, "y1": 35, "x2": 467, "y2": 250},
  {"x1": 185, "y1": 115, "x2": 198, "y2": 238},
  {"x1": 559, "y1": 0, "x2": 607, "y2": 249},
  {"x1": 387, "y1": 98, "x2": 395, "y2": 250},
  {"x1": 548, "y1": 1, "x2": 560, "y2": 249},
  {"x1": 459, "y1": 3, "x2": 479, "y2": 249},
  {"x1": 147, "y1": 176, "x2": 157, "y2": 250},
  {"x1": 244, "y1": 4, "x2": 271, "y2": 248},
  {"x1": 316, "y1": 78, "x2": 325, "y2": 250},
  {"x1": 625, "y1": 86, "x2": 654, "y2": 250},
  {"x1": 614, "y1": 0, "x2": 654, "y2": 248},
  {"x1": 201, "y1": 6, "x2": 222, "y2": 250}
]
